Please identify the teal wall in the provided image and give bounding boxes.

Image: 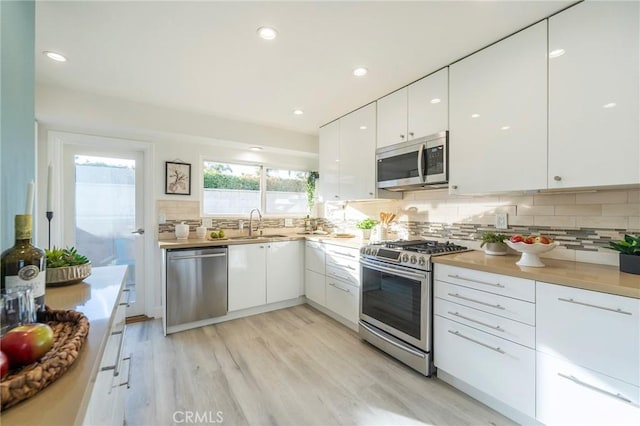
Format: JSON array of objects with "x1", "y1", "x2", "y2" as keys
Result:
[{"x1": 0, "y1": 1, "x2": 35, "y2": 250}]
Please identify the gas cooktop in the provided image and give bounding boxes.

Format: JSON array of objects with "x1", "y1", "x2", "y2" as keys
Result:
[{"x1": 360, "y1": 240, "x2": 469, "y2": 271}]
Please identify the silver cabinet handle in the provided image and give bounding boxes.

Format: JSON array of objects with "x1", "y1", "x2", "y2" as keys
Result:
[
  {"x1": 448, "y1": 330, "x2": 505, "y2": 354},
  {"x1": 328, "y1": 282, "x2": 350, "y2": 293},
  {"x1": 447, "y1": 274, "x2": 505, "y2": 288},
  {"x1": 558, "y1": 298, "x2": 632, "y2": 315},
  {"x1": 558, "y1": 373, "x2": 632, "y2": 403},
  {"x1": 102, "y1": 326, "x2": 127, "y2": 376},
  {"x1": 170, "y1": 253, "x2": 227, "y2": 261},
  {"x1": 447, "y1": 293, "x2": 506, "y2": 310},
  {"x1": 328, "y1": 271, "x2": 349, "y2": 281},
  {"x1": 360, "y1": 321, "x2": 425, "y2": 358},
  {"x1": 120, "y1": 353, "x2": 133, "y2": 388},
  {"x1": 131, "y1": 228, "x2": 145, "y2": 235},
  {"x1": 448, "y1": 311, "x2": 504, "y2": 332},
  {"x1": 120, "y1": 288, "x2": 132, "y2": 307},
  {"x1": 330, "y1": 250, "x2": 355, "y2": 258}
]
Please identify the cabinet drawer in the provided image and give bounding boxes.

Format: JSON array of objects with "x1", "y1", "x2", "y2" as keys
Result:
[
  {"x1": 537, "y1": 351, "x2": 640, "y2": 426},
  {"x1": 435, "y1": 316, "x2": 535, "y2": 418},
  {"x1": 83, "y1": 356, "x2": 129, "y2": 426},
  {"x1": 324, "y1": 246, "x2": 359, "y2": 265},
  {"x1": 326, "y1": 264, "x2": 359, "y2": 287},
  {"x1": 305, "y1": 270, "x2": 326, "y2": 307},
  {"x1": 435, "y1": 264, "x2": 534, "y2": 302},
  {"x1": 537, "y1": 282, "x2": 640, "y2": 386},
  {"x1": 326, "y1": 278, "x2": 359, "y2": 324},
  {"x1": 435, "y1": 297, "x2": 535, "y2": 348},
  {"x1": 435, "y1": 280, "x2": 535, "y2": 325}
]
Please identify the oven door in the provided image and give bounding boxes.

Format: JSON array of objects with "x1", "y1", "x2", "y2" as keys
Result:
[{"x1": 359, "y1": 258, "x2": 430, "y2": 351}]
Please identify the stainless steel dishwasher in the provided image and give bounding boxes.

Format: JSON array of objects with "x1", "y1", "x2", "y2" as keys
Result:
[{"x1": 165, "y1": 246, "x2": 228, "y2": 334}]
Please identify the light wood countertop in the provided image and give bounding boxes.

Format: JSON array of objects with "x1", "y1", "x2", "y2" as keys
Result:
[
  {"x1": 432, "y1": 251, "x2": 640, "y2": 299},
  {"x1": 158, "y1": 234, "x2": 366, "y2": 250},
  {"x1": 1, "y1": 265, "x2": 128, "y2": 425}
]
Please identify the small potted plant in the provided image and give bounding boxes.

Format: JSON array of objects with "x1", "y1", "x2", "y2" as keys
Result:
[
  {"x1": 480, "y1": 232, "x2": 509, "y2": 255},
  {"x1": 356, "y1": 218, "x2": 378, "y2": 240},
  {"x1": 609, "y1": 234, "x2": 640, "y2": 275},
  {"x1": 45, "y1": 246, "x2": 92, "y2": 286}
]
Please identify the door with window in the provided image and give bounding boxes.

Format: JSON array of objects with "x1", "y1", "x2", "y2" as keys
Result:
[{"x1": 62, "y1": 145, "x2": 146, "y2": 317}]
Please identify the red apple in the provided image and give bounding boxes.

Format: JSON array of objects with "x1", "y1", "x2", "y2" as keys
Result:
[
  {"x1": 0, "y1": 350, "x2": 8, "y2": 379},
  {"x1": 510, "y1": 234, "x2": 524, "y2": 243},
  {"x1": 523, "y1": 236, "x2": 535, "y2": 244},
  {"x1": 0, "y1": 323, "x2": 54, "y2": 367},
  {"x1": 538, "y1": 236, "x2": 552, "y2": 244}
]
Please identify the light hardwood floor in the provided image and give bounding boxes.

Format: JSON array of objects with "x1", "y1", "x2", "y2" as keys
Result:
[{"x1": 124, "y1": 305, "x2": 515, "y2": 426}]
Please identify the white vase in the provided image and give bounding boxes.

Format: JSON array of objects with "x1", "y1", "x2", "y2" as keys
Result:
[
  {"x1": 483, "y1": 243, "x2": 507, "y2": 256},
  {"x1": 175, "y1": 222, "x2": 190, "y2": 240}
]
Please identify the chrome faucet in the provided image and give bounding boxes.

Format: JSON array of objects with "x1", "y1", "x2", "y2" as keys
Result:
[{"x1": 248, "y1": 208, "x2": 262, "y2": 236}]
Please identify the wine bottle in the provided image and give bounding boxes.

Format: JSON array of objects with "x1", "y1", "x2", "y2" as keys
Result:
[{"x1": 1, "y1": 214, "x2": 46, "y2": 319}]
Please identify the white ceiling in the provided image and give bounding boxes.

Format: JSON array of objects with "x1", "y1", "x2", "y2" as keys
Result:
[{"x1": 35, "y1": 1, "x2": 575, "y2": 136}]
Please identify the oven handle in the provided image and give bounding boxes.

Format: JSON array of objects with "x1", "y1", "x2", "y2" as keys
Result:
[
  {"x1": 360, "y1": 321, "x2": 426, "y2": 359},
  {"x1": 360, "y1": 259, "x2": 427, "y2": 281}
]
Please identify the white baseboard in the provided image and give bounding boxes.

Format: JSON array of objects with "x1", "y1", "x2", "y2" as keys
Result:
[{"x1": 305, "y1": 299, "x2": 358, "y2": 332}]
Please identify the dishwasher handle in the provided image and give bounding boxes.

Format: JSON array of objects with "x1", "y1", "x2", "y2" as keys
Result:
[{"x1": 169, "y1": 252, "x2": 227, "y2": 261}]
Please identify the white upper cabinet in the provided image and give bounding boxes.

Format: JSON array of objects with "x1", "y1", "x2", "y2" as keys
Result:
[
  {"x1": 339, "y1": 103, "x2": 376, "y2": 200},
  {"x1": 377, "y1": 69, "x2": 449, "y2": 149},
  {"x1": 548, "y1": 1, "x2": 640, "y2": 189},
  {"x1": 376, "y1": 88, "x2": 408, "y2": 148},
  {"x1": 318, "y1": 120, "x2": 340, "y2": 202},
  {"x1": 408, "y1": 68, "x2": 449, "y2": 141},
  {"x1": 449, "y1": 21, "x2": 548, "y2": 194}
]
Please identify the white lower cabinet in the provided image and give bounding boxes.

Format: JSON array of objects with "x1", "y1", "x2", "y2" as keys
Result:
[
  {"x1": 435, "y1": 316, "x2": 536, "y2": 418},
  {"x1": 537, "y1": 351, "x2": 640, "y2": 426},
  {"x1": 267, "y1": 241, "x2": 303, "y2": 303},
  {"x1": 305, "y1": 269, "x2": 326, "y2": 306},
  {"x1": 326, "y1": 278, "x2": 358, "y2": 324}
]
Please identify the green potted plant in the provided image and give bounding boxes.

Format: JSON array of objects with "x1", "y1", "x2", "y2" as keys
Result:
[
  {"x1": 480, "y1": 232, "x2": 509, "y2": 256},
  {"x1": 356, "y1": 218, "x2": 378, "y2": 240},
  {"x1": 609, "y1": 234, "x2": 640, "y2": 275},
  {"x1": 306, "y1": 171, "x2": 319, "y2": 215},
  {"x1": 45, "y1": 246, "x2": 92, "y2": 286}
]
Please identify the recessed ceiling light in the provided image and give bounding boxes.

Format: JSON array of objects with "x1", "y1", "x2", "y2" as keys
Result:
[
  {"x1": 603, "y1": 102, "x2": 617, "y2": 108},
  {"x1": 250, "y1": 146, "x2": 263, "y2": 151},
  {"x1": 293, "y1": 109, "x2": 304, "y2": 116},
  {"x1": 359, "y1": 125, "x2": 368, "y2": 130},
  {"x1": 430, "y1": 98, "x2": 441, "y2": 104},
  {"x1": 500, "y1": 125, "x2": 511, "y2": 130},
  {"x1": 257, "y1": 26, "x2": 278, "y2": 40},
  {"x1": 549, "y1": 48, "x2": 566, "y2": 58},
  {"x1": 471, "y1": 113, "x2": 480, "y2": 118},
  {"x1": 353, "y1": 67, "x2": 368, "y2": 77},
  {"x1": 43, "y1": 51, "x2": 67, "y2": 62}
]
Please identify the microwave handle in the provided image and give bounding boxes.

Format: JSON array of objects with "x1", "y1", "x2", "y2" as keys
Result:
[{"x1": 418, "y1": 143, "x2": 426, "y2": 182}]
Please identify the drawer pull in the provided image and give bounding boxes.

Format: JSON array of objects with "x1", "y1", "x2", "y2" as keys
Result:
[
  {"x1": 330, "y1": 250, "x2": 355, "y2": 258},
  {"x1": 448, "y1": 274, "x2": 505, "y2": 288},
  {"x1": 119, "y1": 353, "x2": 133, "y2": 389},
  {"x1": 448, "y1": 311, "x2": 504, "y2": 332},
  {"x1": 558, "y1": 298, "x2": 632, "y2": 316},
  {"x1": 447, "y1": 293, "x2": 506, "y2": 310},
  {"x1": 120, "y1": 288, "x2": 132, "y2": 307},
  {"x1": 448, "y1": 330, "x2": 505, "y2": 354},
  {"x1": 102, "y1": 326, "x2": 127, "y2": 376},
  {"x1": 328, "y1": 271, "x2": 348, "y2": 281},
  {"x1": 329, "y1": 282, "x2": 351, "y2": 293},
  {"x1": 558, "y1": 373, "x2": 632, "y2": 403}
]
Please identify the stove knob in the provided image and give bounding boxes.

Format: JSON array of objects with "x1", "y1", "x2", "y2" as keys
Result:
[
  {"x1": 418, "y1": 256, "x2": 426, "y2": 266},
  {"x1": 410, "y1": 255, "x2": 417, "y2": 264},
  {"x1": 365, "y1": 248, "x2": 371, "y2": 255},
  {"x1": 371, "y1": 248, "x2": 378, "y2": 256},
  {"x1": 401, "y1": 253, "x2": 409, "y2": 263}
]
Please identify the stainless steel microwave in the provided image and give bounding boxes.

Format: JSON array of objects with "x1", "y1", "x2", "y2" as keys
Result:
[{"x1": 376, "y1": 131, "x2": 448, "y2": 191}]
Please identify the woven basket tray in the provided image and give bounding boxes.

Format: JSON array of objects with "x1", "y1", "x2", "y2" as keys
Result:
[{"x1": 0, "y1": 307, "x2": 90, "y2": 410}]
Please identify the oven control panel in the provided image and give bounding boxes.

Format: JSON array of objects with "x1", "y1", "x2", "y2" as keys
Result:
[{"x1": 360, "y1": 246, "x2": 429, "y2": 271}]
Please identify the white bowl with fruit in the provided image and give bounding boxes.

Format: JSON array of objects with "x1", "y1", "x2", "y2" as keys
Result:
[{"x1": 505, "y1": 235, "x2": 559, "y2": 267}]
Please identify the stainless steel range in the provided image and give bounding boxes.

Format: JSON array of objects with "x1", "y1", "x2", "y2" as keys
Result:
[{"x1": 359, "y1": 240, "x2": 468, "y2": 376}]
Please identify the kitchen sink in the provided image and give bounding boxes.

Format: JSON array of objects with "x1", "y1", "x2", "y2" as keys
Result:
[{"x1": 261, "y1": 234, "x2": 289, "y2": 238}]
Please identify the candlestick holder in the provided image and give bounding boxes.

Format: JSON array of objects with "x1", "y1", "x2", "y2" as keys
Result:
[{"x1": 46, "y1": 211, "x2": 53, "y2": 249}]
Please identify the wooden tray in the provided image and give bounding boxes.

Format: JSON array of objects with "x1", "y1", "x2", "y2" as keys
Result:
[{"x1": 0, "y1": 307, "x2": 90, "y2": 410}]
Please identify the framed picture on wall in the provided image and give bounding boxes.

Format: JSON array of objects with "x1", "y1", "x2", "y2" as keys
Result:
[{"x1": 165, "y1": 161, "x2": 191, "y2": 195}]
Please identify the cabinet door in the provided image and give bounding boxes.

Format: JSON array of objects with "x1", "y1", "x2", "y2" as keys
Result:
[
  {"x1": 305, "y1": 269, "x2": 326, "y2": 306},
  {"x1": 548, "y1": 1, "x2": 639, "y2": 188},
  {"x1": 228, "y1": 244, "x2": 266, "y2": 311},
  {"x1": 536, "y1": 281, "x2": 640, "y2": 386},
  {"x1": 435, "y1": 316, "x2": 536, "y2": 418},
  {"x1": 408, "y1": 68, "x2": 449, "y2": 139},
  {"x1": 305, "y1": 241, "x2": 325, "y2": 274},
  {"x1": 339, "y1": 103, "x2": 376, "y2": 200},
  {"x1": 266, "y1": 241, "x2": 303, "y2": 304},
  {"x1": 319, "y1": 120, "x2": 341, "y2": 201},
  {"x1": 326, "y1": 278, "x2": 359, "y2": 324},
  {"x1": 376, "y1": 88, "x2": 408, "y2": 148},
  {"x1": 537, "y1": 351, "x2": 640, "y2": 426},
  {"x1": 449, "y1": 21, "x2": 547, "y2": 194}
]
